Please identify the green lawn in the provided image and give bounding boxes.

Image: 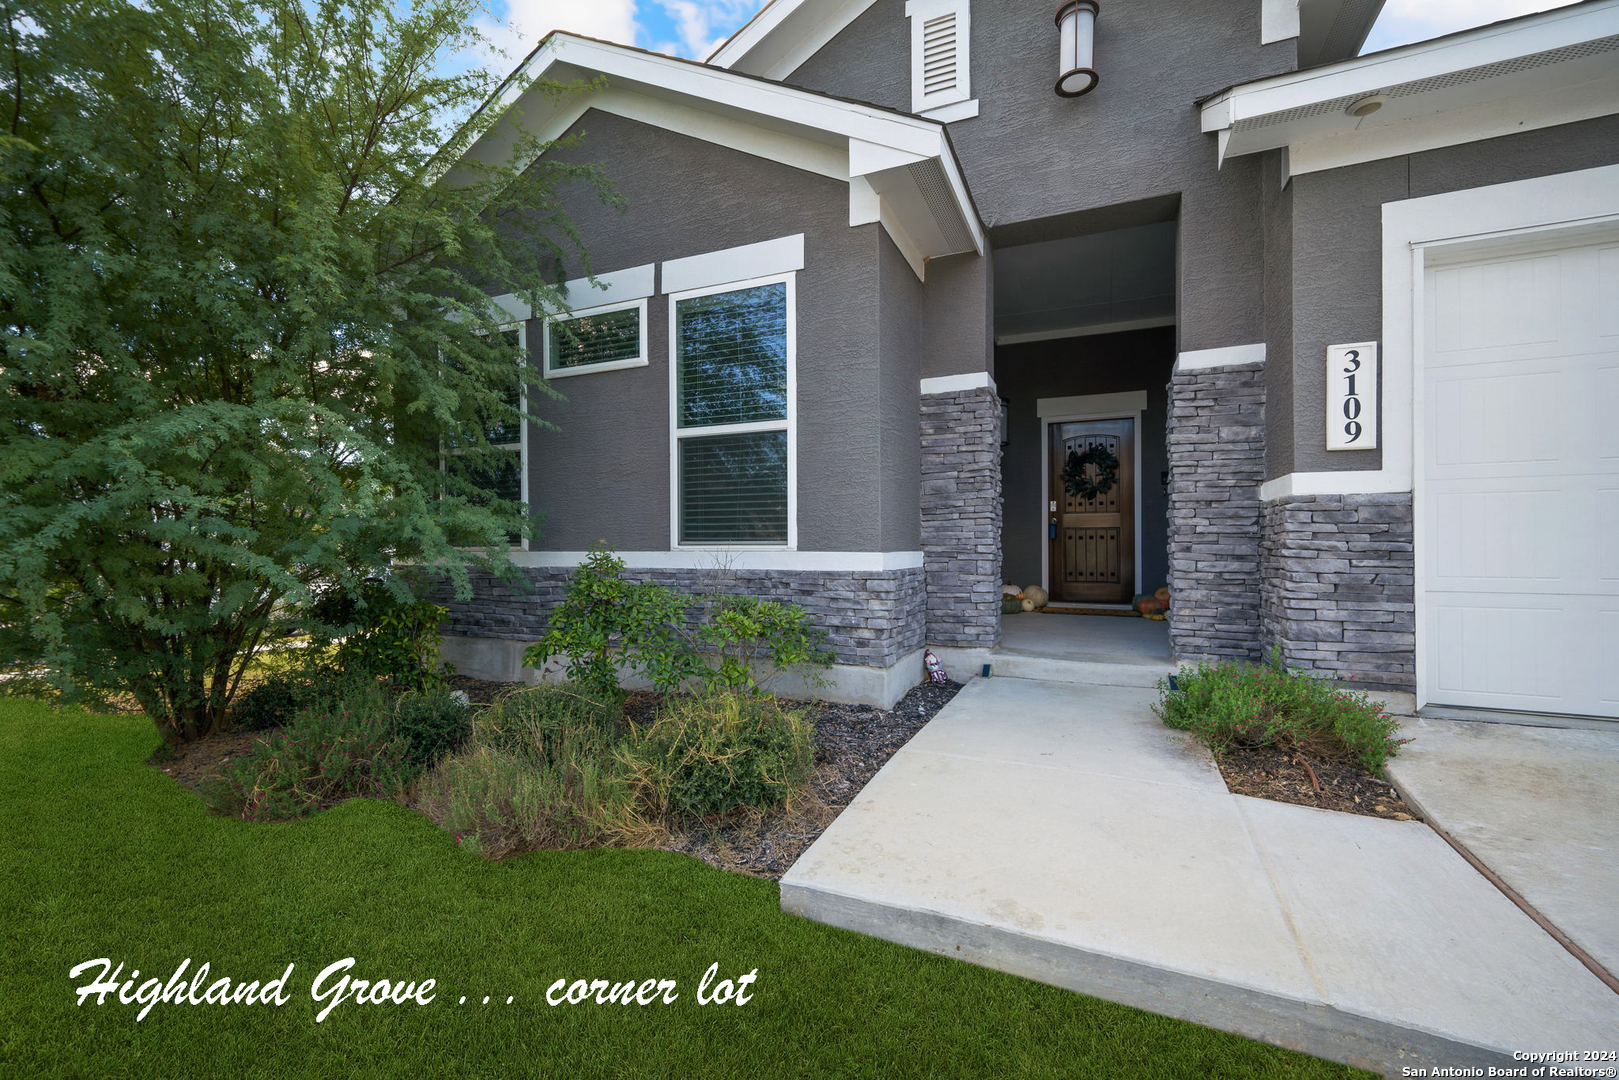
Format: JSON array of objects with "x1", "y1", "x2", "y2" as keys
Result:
[{"x1": 0, "y1": 699, "x2": 1366, "y2": 1079}]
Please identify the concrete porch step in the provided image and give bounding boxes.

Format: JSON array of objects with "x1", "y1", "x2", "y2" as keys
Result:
[{"x1": 928, "y1": 645, "x2": 1174, "y2": 689}]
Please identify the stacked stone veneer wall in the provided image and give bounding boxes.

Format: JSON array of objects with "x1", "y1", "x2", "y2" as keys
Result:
[
  {"x1": 920, "y1": 386, "x2": 1002, "y2": 649},
  {"x1": 1260, "y1": 494, "x2": 1416, "y2": 691},
  {"x1": 1166, "y1": 363, "x2": 1266, "y2": 662},
  {"x1": 432, "y1": 565, "x2": 926, "y2": 670}
]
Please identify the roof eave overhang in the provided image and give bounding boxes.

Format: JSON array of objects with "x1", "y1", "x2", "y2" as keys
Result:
[
  {"x1": 456, "y1": 33, "x2": 982, "y2": 279},
  {"x1": 1202, "y1": 0, "x2": 1619, "y2": 179}
]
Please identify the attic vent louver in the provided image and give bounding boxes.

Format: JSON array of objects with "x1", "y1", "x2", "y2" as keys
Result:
[{"x1": 907, "y1": 0, "x2": 972, "y2": 115}]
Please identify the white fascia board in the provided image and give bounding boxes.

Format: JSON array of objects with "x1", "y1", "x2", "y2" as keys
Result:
[
  {"x1": 713, "y1": 0, "x2": 880, "y2": 81},
  {"x1": 849, "y1": 138, "x2": 929, "y2": 176},
  {"x1": 709, "y1": 0, "x2": 800, "y2": 68},
  {"x1": 920, "y1": 372, "x2": 995, "y2": 395},
  {"x1": 556, "y1": 264, "x2": 656, "y2": 312},
  {"x1": 1204, "y1": 0, "x2": 1619, "y2": 136},
  {"x1": 547, "y1": 35, "x2": 945, "y2": 159}
]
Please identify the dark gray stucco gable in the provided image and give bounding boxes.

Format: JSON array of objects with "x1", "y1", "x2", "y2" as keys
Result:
[
  {"x1": 1277, "y1": 113, "x2": 1619, "y2": 478},
  {"x1": 522, "y1": 108, "x2": 912, "y2": 552},
  {"x1": 781, "y1": 0, "x2": 1295, "y2": 356}
]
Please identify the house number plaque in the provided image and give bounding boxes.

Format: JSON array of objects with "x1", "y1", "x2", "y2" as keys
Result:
[{"x1": 1325, "y1": 342, "x2": 1378, "y2": 451}]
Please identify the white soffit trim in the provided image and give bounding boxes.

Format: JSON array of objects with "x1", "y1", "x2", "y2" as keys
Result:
[
  {"x1": 514, "y1": 550, "x2": 924, "y2": 572},
  {"x1": 459, "y1": 34, "x2": 983, "y2": 265},
  {"x1": 1174, "y1": 343, "x2": 1266, "y2": 373},
  {"x1": 557, "y1": 264, "x2": 655, "y2": 311},
  {"x1": 1038, "y1": 390, "x2": 1148, "y2": 418},
  {"x1": 662, "y1": 235, "x2": 806, "y2": 295},
  {"x1": 1202, "y1": 0, "x2": 1619, "y2": 171},
  {"x1": 920, "y1": 371, "x2": 996, "y2": 395},
  {"x1": 1259, "y1": 471, "x2": 1389, "y2": 500},
  {"x1": 709, "y1": 0, "x2": 879, "y2": 80}
]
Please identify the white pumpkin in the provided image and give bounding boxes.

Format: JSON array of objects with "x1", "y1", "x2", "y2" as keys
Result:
[
  {"x1": 1001, "y1": 584, "x2": 1023, "y2": 597},
  {"x1": 1022, "y1": 585, "x2": 1050, "y2": 609}
]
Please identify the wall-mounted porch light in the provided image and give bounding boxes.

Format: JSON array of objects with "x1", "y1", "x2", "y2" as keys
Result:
[{"x1": 1055, "y1": 0, "x2": 1100, "y2": 98}]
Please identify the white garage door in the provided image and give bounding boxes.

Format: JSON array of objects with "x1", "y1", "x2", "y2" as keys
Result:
[{"x1": 1423, "y1": 232, "x2": 1619, "y2": 719}]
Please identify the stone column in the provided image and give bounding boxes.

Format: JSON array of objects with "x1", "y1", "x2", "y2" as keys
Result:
[
  {"x1": 1166, "y1": 362, "x2": 1265, "y2": 663},
  {"x1": 1260, "y1": 493, "x2": 1416, "y2": 690},
  {"x1": 920, "y1": 385, "x2": 1002, "y2": 649}
]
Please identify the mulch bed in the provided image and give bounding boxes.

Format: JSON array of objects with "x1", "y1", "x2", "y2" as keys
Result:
[
  {"x1": 1215, "y1": 744, "x2": 1418, "y2": 821},
  {"x1": 150, "y1": 728, "x2": 269, "y2": 792},
  {"x1": 150, "y1": 675, "x2": 963, "y2": 879}
]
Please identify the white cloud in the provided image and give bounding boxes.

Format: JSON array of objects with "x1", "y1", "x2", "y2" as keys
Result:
[
  {"x1": 653, "y1": 0, "x2": 758, "y2": 60},
  {"x1": 468, "y1": 0, "x2": 642, "y2": 74},
  {"x1": 1362, "y1": 0, "x2": 1582, "y2": 53}
]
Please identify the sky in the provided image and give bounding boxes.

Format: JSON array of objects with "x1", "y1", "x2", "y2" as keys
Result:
[{"x1": 460, "y1": 0, "x2": 1587, "y2": 75}]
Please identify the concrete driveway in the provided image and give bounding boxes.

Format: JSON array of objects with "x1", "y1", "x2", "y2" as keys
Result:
[{"x1": 1388, "y1": 718, "x2": 1619, "y2": 983}]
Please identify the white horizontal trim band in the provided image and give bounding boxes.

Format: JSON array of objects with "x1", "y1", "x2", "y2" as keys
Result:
[
  {"x1": 1174, "y1": 343, "x2": 1266, "y2": 373},
  {"x1": 662, "y1": 235, "x2": 805, "y2": 296},
  {"x1": 511, "y1": 550, "x2": 925, "y2": 572},
  {"x1": 920, "y1": 371, "x2": 996, "y2": 395},
  {"x1": 1260, "y1": 471, "x2": 1410, "y2": 500},
  {"x1": 558, "y1": 264, "x2": 655, "y2": 310}
]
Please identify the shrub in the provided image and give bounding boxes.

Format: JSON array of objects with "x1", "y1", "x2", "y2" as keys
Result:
[
  {"x1": 201, "y1": 687, "x2": 418, "y2": 821},
  {"x1": 415, "y1": 685, "x2": 641, "y2": 857},
  {"x1": 386, "y1": 691, "x2": 474, "y2": 768},
  {"x1": 695, "y1": 595, "x2": 836, "y2": 694},
  {"x1": 522, "y1": 545, "x2": 704, "y2": 696},
  {"x1": 230, "y1": 654, "x2": 374, "y2": 731},
  {"x1": 619, "y1": 692, "x2": 816, "y2": 819},
  {"x1": 470, "y1": 684, "x2": 624, "y2": 765},
  {"x1": 314, "y1": 576, "x2": 455, "y2": 693},
  {"x1": 1155, "y1": 651, "x2": 1408, "y2": 775}
]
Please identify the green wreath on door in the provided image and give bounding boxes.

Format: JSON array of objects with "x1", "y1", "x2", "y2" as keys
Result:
[{"x1": 1062, "y1": 445, "x2": 1120, "y2": 500}]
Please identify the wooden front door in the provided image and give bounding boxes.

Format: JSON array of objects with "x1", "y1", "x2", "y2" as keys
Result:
[{"x1": 1048, "y1": 419, "x2": 1136, "y2": 604}]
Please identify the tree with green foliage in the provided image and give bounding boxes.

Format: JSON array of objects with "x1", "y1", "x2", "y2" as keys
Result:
[{"x1": 0, "y1": 0, "x2": 615, "y2": 743}]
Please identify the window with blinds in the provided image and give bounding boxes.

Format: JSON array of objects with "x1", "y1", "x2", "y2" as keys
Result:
[
  {"x1": 543, "y1": 300, "x2": 647, "y2": 378},
  {"x1": 673, "y1": 279, "x2": 792, "y2": 546},
  {"x1": 444, "y1": 325, "x2": 527, "y2": 548}
]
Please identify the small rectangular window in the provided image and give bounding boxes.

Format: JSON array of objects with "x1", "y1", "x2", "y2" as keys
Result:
[
  {"x1": 670, "y1": 276, "x2": 794, "y2": 548},
  {"x1": 543, "y1": 299, "x2": 647, "y2": 378}
]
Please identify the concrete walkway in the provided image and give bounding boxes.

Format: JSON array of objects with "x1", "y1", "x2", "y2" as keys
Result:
[
  {"x1": 1388, "y1": 718, "x2": 1619, "y2": 980},
  {"x1": 781, "y1": 677, "x2": 1619, "y2": 1074}
]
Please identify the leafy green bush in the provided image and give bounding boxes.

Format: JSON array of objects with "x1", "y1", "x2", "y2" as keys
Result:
[
  {"x1": 315, "y1": 577, "x2": 455, "y2": 693},
  {"x1": 619, "y1": 692, "x2": 816, "y2": 819},
  {"x1": 386, "y1": 691, "x2": 474, "y2": 768},
  {"x1": 523, "y1": 546, "x2": 836, "y2": 696},
  {"x1": 201, "y1": 687, "x2": 419, "y2": 821},
  {"x1": 1154, "y1": 651, "x2": 1408, "y2": 775},
  {"x1": 696, "y1": 595, "x2": 835, "y2": 694},
  {"x1": 230, "y1": 654, "x2": 373, "y2": 731},
  {"x1": 416, "y1": 685, "x2": 640, "y2": 857},
  {"x1": 522, "y1": 545, "x2": 704, "y2": 696}
]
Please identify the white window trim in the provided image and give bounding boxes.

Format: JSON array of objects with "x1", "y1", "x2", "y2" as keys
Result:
[
  {"x1": 667, "y1": 272, "x2": 798, "y2": 552},
  {"x1": 442, "y1": 321, "x2": 530, "y2": 552},
  {"x1": 541, "y1": 296, "x2": 649, "y2": 380},
  {"x1": 905, "y1": 0, "x2": 972, "y2": 116}
]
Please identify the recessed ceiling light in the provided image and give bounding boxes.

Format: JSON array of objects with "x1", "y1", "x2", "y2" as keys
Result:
[{"x1": 1346, "y1": 94, "x2": 1388, "y2": 117}]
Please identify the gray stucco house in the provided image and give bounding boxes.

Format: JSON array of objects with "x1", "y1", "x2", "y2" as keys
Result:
[{"x1": 439, "y1": 0, "x2": 1619, "y2": 721}]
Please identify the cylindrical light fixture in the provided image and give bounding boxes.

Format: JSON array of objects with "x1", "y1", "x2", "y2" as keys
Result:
[{"x1": 1055, "y1": 0, "x2": 1100, "y2": 98}]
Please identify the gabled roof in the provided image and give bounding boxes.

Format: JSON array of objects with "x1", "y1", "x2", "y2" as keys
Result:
[
  {"x1": 456, "y1": 32, "x2": 982, "y2": 278},
  {"x1": 1201, "y1": 0, "x2": 1619, "y2": 178}
]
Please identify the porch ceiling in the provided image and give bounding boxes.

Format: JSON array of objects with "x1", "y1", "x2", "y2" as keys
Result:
[{"x1": 992, "y1": 221, "x2": 1175, "y2": 345}]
